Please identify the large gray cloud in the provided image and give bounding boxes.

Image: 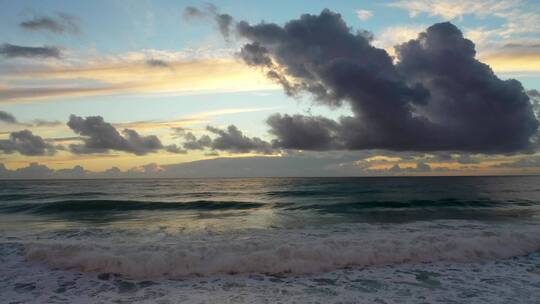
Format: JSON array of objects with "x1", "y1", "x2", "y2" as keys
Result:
[
  {"x1": 67, "y1": 115, "x2": 164, "y2": 155},
  {"x1": 0, "y1": 43, "x2": 61, "y2": 59},
  {"x1": 0, "y1": 130, "x2": 57, "y2": 156},
  {"x1": 236, "y1": 10, "x2": 539, "y2": 154},
  {"x1": 20, "y1": 14, "x2": 79, "y2": 34}
]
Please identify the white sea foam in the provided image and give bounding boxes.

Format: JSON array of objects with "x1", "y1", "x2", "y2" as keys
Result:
[{"x1": 21, "y1": 221, "x2": 540, "y2": 279}]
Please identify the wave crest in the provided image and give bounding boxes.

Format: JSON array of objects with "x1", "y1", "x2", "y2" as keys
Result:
[{"x1": 23, "y1": 224, "x2": 540, "y2": 278}]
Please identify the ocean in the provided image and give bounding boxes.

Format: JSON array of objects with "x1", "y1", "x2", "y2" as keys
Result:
[{"x1": 1, "y1": 176, "x2": 540, "y2": 303}]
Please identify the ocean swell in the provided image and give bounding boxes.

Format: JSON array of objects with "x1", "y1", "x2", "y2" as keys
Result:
[{"x1": 0, "y1": 199, "x2": 264, "y2": 214}]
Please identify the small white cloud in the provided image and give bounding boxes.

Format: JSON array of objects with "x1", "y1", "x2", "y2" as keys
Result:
[{"x1": 356, "y1": 10, "x2": 373, "y2": 21}]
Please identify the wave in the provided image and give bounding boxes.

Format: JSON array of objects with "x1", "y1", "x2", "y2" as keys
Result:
[
  {"x1": 0, "y1": 192, "x2": 109, "y2": 201},
  {"x1": 0, "y1": 199, "x2": 264, "y2": 214},
  {"x1": 284, "y1": 198, "x2": 533, "y2": 211},
  {"x1": 21, "y1": 223, "x2": 540, "y2": 279}
]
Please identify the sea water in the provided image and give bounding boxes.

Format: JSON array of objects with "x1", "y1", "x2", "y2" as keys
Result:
[{"x1": 1, "y1": 176, "x2": 540, "y2": 303}]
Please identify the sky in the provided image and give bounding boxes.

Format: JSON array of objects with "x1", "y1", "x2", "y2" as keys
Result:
[{"x1": 1, "y1": 0, "x2": 540, "y2": 178}]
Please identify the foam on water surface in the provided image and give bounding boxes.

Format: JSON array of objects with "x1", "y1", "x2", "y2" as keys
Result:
[
  {"x1": 2, "y1": 242, "x2": 540, "y2": 303},
  {"x1": 18, "y1": 222, "x2": 540, "y2": 278}
]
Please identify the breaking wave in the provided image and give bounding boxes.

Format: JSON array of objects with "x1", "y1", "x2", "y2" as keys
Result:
[{"x1": 22, "y1": 223, "x2": 540, "y2": 279}]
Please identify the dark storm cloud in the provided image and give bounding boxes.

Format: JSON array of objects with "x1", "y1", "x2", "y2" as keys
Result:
[
  {"x1": 0, "y1": 130, "x2": 57, "y2": 156},
  {"x1": 0, "y1": 43, "x2": 61, "y2": 59},
  {"x1": 235, "y1": 10, "x2": 539, "y2": 154},
  {"x1": 0, "y1": 111, "x2": 17, "y2": 124},
  {"x1": 67, "y1": 115, "x2": 163, "y2": 155},
  {"x1": 20, "y1": 14, "x2": 79, "y2": 34},
  {"x1": 183, "y1": 5, "x2": 234, "y2": 40}
]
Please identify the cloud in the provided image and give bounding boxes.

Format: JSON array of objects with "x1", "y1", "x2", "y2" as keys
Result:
[
  {"x1": 206, "y1": 125, "x2": 273, "y2": 153},
  {"x1": 180, "y1": 125, "x2": 273, "y2": 154},
  {"x1": 454, "y1": 154, "x2": 481, "y2": 164},
  {"x1": 0, "y1": 110, "x2": 62, "y2": 127},
  {"x1": 0, "y1": 153, "x2": 368, "y2": 179},
  {"x1": 182, "y1": 132, "x2": 212, "y2": 150},
  {"x1": 0, "y1": 57, "x2": 274, "y2": 103},
  {"x1": 267, "y1": 114, "x2": 340, "y2": 150},
  {"x1": 183, "y1": 5, "x2": 234, "y2": 40},
  {"x1": 387, "y1": 0, "x2": 514, "y2": 20},
  {"x1": 31, "y1": 119, "x2": 63, "y2": 127},
  {"x1": 387, "y1": 0, "x2": 540, "y2": 37},
  {"x1": 528, "y1": 90, "x2": 540, "y2": 118},
  {"x1": 480, "y1": 41, "x2": 540, "y2": 73},
  {"x1": 214, "y1": 13, "x2": 234, "y2": 40},
  {"x1": 164, "y1": 144, "x2": 187, "y2": 154},
  {"x1": 19, "y1": 13, "x2": 79, "y2": 34},
  {"x1": 54, "y1": 165, "x2": 87, "y2": 178},
  {"x1": 2, "y1": 148, "x2": 539, "y2": 179},
  {"x1": 177, "y1": 123, "x2": 276, "y2": 154},
  {"x1": 183, "y1": 6, "x2": 206, "y2": 19},
  {"x1": 493, "y1": 156, "x2": 540, "y2": 168},
  {"x1": 0, "y1": 129, "x2": 57, "y2": 156},
  {"x1": 145, "y1": 59, "x2": 170, "y2": 68},
  {"x1": 3, "y1": 162, "x2": 54, "y2": 178},
  {"x1": 388, "y1": 162, "x2": 432, "y2": 173},
  {"x1": 67, "y1": 115, "x2": 164, "y2": 155},
  {"x1": 0, "y1": 110, "x2": 17, "y2": 124},
  {"x1": 128, "y1": 162, "x2": 165, "y2": 174},
  {"x1": 0, "y1": 149, "x2": 462, "y2": 179},
  {"x1": 235, "y1": 10, "x2": 538, "y2": 153},
  {"x1": 356, "y1": 10, "x2": 373, "y2": 21},
  {"x1": 373, "y1": 24, "x2": 427, "y2": 52},
  {"x1": 0, "y1": 43, "x2": 61, "y2": 59}
]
